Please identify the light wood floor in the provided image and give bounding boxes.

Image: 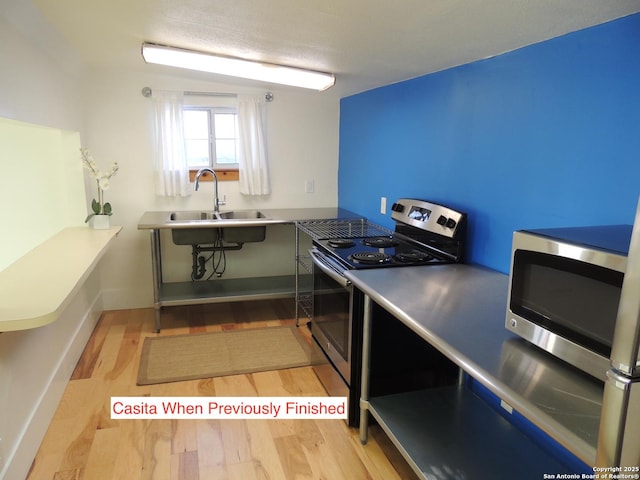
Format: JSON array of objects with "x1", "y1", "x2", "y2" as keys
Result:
[{"x1": 27, "y1": 299, "x2": 418, "y2": 480}]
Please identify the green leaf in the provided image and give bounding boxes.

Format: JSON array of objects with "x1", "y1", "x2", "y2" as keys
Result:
[
  {"x1": 103, "y1": 202, "x2": 112, "y2": 216},
  {"x1": 84, "y1": 213, "x2": 95, "y2": 223},
  {"x1": 91, "y1": 198, "x2": 101, "y2": 214}
]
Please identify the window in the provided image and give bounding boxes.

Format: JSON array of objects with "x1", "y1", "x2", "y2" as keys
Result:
[{"x1": 184, "y1": 106, "x2": 239, "y2": 171}]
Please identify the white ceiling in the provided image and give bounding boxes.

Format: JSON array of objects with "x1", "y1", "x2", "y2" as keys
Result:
[{"x1": 20, "y1": 0, "x2": 640, "y2": 96}]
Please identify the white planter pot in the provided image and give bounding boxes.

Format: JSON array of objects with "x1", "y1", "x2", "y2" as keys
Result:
[{"x1": 90, "y1": 214, "x2": 111, "y2": 230}]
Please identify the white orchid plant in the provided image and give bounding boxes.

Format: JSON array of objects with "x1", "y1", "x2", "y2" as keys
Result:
[{"x1": 81, "y1": 148, "x2": 119, "y2": 223}]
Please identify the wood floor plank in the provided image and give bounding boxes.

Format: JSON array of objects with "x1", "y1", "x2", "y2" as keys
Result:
[
  {"x1": 82, "y1": 426, "x2": 121, "y2": 480},
  {"x1": 298, "y1": 429, "x2": 349, "y2": 480},
  {"x1": 195, "y1": 420, "x2": 226, "y2": 476},
  {"x1": 52, "y1": 468, "x2": 81, "y2": 480},
  {"x1": 90, "y1": 318, "x2": 127, "y2": 380},
  {"x1": 195, "y1": 377, "x2": 216, "y2": 397},
  {"x1": 274, "y1": 434, "x2": 313, "y2": 479},
  {"x1": 226, "y1": 461, "x2": 261, "y2": 480},
  {"x1": 70, "y1": 312, "x2": 111, "y2": 380},
  {"x1": 172, "y1": 419, "x2": 200, "y2": 454},
  {"x1": 27, "y1": 377, "x2": 105, "y2": 477},
  {"x1": 291, "y1": 419, "x2": 326, "y2": 452},
  {"x1": 280, "y1": 367, "x2": 328, "y2": 396},
  {"x1": 218, "y1": 418, "x2": 254, "y2": 467},
  {"x1": 313, "y1": 417, "x2": 374, "y2": 480},
  {"x1": 27, "y1": 301, "x2": 416, "y2": 480},
  {"x1": 105, "y1": 311, "x2": 144, "y2": 382},
  {"x1": 171, "y1": 450, "x2": 199, "y2": 480},
  {"x1": 244, "y1": 418, "x2": 288, "y2": 479},
  {"x1": 141, "y1": 419, "x2": 172, "y2": 480},
  {"x1": 116, "y1": 418, "x2": 151, "y2": 479},
  {"x1": 53, "y1": 380, "x2": 104, "y2": 470}
]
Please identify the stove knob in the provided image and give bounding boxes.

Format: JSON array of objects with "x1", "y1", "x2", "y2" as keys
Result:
[
  {"x1": 446, "y1": 218, "x2": 457, "y2": 229},
  {"x1": 437, "y1": 215, "x2": 447, "y2": 226}
]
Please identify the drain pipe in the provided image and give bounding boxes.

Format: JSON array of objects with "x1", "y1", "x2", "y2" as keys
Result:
[{"x1": 190, "y1": 242, "x2": 244, "y2": 280}]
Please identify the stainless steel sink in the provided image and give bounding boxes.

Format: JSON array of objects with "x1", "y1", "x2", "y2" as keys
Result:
[
  {"x1": 222, "y1": 225, "x2": 266, "y2": 243},
  {"x1": 169, "y1": 211, "x2": 217, "y2": 221},
  {"x1": 168, "y1": 210, "x2": 266, "y2": 221},
  {"x1": 168, "y1": 210, "x2": 267, "y2": 245},
  {"x1": 171, "y1": 227, "x2": 221, "y2": 245},
  {"x1": 217, "y1": 210, "x2": 266, "y2": 220}
]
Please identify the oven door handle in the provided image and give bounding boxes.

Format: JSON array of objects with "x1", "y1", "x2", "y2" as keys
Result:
[{"x1": 310, "y1": 249, "x2": 352, "y2": 288}]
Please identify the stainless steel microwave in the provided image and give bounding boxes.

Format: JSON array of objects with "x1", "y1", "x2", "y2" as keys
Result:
[{"x1": 505, "y1": 225, "x2": 632, "y2": 381}]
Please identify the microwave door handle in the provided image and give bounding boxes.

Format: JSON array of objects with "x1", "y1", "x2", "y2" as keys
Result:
[{"x1": 310, "y1": 250, "x2": 352, "y2": 288}]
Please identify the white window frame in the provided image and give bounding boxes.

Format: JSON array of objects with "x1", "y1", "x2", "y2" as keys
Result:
[{"x1": 183, "y1": 105, "x2": 239, "y2": 170}]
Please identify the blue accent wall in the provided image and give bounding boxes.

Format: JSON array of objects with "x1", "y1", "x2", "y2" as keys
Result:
[{"x1": 338, "y1": 13, "x2": 640, "y2": 273}]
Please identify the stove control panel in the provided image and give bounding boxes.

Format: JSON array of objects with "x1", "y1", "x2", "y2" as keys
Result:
[{"x1": 391, "y1": 198, "x2": 466, "y2": 239}]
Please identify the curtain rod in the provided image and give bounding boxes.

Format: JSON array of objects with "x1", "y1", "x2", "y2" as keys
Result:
[{"x1": 141, "y1": 87, "x2": 274, "y2": 102}]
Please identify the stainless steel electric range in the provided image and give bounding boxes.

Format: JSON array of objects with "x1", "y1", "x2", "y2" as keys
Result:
[{"x1": 299, "y1": 198, "x2": 467, "y2": 425}]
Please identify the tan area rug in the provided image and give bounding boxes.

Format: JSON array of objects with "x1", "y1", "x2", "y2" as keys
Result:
[{"x1": 137, "y1": 326, "x2": 325, "y2": 385}]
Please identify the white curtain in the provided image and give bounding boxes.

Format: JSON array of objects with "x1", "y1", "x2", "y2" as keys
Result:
[
  {"x1": 237, "y1": 94, "x2": 270, "y2": 195},
  {"x1": 151, "y1": 90, "x2": 191, "y2": 197}
]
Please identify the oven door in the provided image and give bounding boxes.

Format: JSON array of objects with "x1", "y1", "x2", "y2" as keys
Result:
[{"x1": 310, "y1": 248, "x2": 353, "y2": 385}]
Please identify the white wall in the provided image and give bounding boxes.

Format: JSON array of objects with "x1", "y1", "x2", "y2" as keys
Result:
[
  {"x1": 0, "y1": 119, "x2": 86, "y2": 271},
  {"x1": 82, "y1": 69, "x2": 341, "y2": 309},
  {"x1": 0, "y1": 3, "x2": 85, "y2": 131},
  {"x1": 0, "y1": 7, "x2": 100, "y2": 479}
]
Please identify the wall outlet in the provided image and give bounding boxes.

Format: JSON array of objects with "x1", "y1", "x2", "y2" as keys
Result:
[
  {"x1": 305, "y1": 180, "x2": 315, "y2": 193},
  {"x1": 380, "y1": 196, "x2": 387, "y2": 214}
]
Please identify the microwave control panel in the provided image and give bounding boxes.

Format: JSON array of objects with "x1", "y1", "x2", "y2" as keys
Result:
[{"x1": 391, "y1": 198, "x2": 466, "y2": 239}]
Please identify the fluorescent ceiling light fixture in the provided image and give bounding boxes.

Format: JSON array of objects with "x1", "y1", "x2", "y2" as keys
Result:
[{"x1": 141, "y1": 43, "x2": 335, "y2": 91}]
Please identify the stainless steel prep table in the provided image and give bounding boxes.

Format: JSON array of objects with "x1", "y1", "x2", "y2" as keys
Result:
[
  {"x1": 347, "y1": 264, "x2": 603, "y2": 478},
  {"x1": 138, "y1": 207, "x2": 361, "y2": 331},
  {"x1": 138, "y1": 207, "x2": 362, "y2": 230}
]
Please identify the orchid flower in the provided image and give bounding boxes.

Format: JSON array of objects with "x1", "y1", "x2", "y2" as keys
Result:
[{"x1": 81, "y1": 148, "x2": 119, "y2": 222}]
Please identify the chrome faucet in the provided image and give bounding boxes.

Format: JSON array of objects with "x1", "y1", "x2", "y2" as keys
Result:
[{"x1": 195, "y1": 167, "x2": 226, "y2": 212}]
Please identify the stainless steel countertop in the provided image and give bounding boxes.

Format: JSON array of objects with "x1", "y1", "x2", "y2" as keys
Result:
[
  {"x1": 137, "y1": 207, "x2": 362, "y2": 230},
  {"x1": 345, "y1": 264, "x2": 603, "y2": 465}
]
